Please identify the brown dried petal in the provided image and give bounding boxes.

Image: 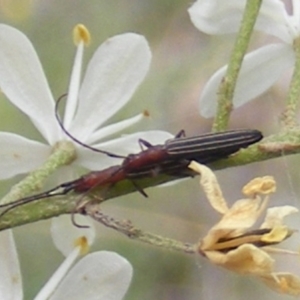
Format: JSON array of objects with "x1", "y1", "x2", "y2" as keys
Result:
[
  {"x1": 204, "y1": 244, "x2": 274, "y2": 275},
  {"x1": 189, "y1": 161, "x2": 228, "y2": 214},
  {"x1": 260, "y1": 206, "x2": 299, "y2": 228},
  {"x1": 242, "y1": 176, "x2": 276, "y2": 198},
  {"x1": 201, "y1": 196, "x2": 269, "y2": 250},
  {"x1": 260, "y1": 273, "x2": 300, "y2": 296},
  {"x1": 261, "y1": 226, "x2": 292, "y2": 244}
]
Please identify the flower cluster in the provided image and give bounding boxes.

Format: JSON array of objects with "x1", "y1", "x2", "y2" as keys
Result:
[
  {"x1": 0, "y1": 24, "x2": 173, "y2": 180},
  {"x1": 0, "y1": 23, "x2": 175, "y2": 299}
]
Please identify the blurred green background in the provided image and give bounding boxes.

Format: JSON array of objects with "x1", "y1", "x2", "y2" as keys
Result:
[{"x1": 0, "y1": 0, "x2": 300, "y2": 299}]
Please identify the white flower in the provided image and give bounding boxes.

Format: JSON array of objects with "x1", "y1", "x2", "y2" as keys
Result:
[
  {"x1": 0, "y1": 228, "x2": 132, "y2": 300},
  {"x1": 47, "y1": 251, "x2": 132, "y2": 300},
  {"x1": 0, "y1": 24, "x2": 173, "y2": 180},
  {"x1": 35, "y1": 215, "x2": 132, "y2": 300},
  {"x1": 188, "y1": 0, "x2": 299, "y2": 117},
  {"x1": 189, "y1": 161, "x2": 300, "y2": 296}
]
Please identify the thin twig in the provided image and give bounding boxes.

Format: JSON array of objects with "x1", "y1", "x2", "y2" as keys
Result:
[{"x1": 83, "y1": 202, "x2": 196, "y2": 254}]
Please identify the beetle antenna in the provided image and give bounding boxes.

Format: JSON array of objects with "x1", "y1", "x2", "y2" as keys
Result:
[{"x1": 55, "y1": 94, "x2": 125, "y2": 159}]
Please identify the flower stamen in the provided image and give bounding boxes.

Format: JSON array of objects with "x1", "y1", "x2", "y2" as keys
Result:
[
  {"x1": 74, "y1": 236, "x2": 89, "y2": 255},
  {"x1": 73, "y1": 24, "x2": 90, "y2": 46}
]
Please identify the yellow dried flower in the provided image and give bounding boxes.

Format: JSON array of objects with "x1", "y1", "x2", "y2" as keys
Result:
[{"x1": 189, "y1": 161, "x2": 300, "y2": 296}]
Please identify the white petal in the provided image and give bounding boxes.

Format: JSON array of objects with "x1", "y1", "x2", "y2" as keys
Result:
[
  {"x1": 34, "y1": 247, "x2": 80, "y2": 300},
  {"x1": 51, "y1": 215, "x2": 95, "y2": 257},
  {"x1": 86, "y1": 112, "x2": 146, "y2": 145},
  {"x1": 0, "y1": 25, "x2": 60, "y2": 144},
  {"x1": 71, "y1": 33, "x2": 151, "y2": 140},
  {"x1": 292, "y1": 0, "x2": 300, "y2": 33},
  {"x1": 188, "y1": 0, "x2": 247, "y2": 34},
  {"x1": 64, "y1": 42, "x2": 84, "y2": 128},
  {"x1": 93, "y1": 130, "x2": 174, "y2": 156},
  {"x1": 188, "y1": 0, "x2": 291, "y2": 41},
  {"x1": 50, "y1": 252, "x2": 133, "y2": 300},
  {"x1": 0, "y1": 132, "x2": 50, "y2": 179},
  {"x1": 0, "y1": 230, "x2": 23, "y2": 300},
  {"x1": 200, "y1": 44, "x2": 294, "y2": 118},
  {"x1": 255, "y1": 0, "x2": 295, "y2": 43},
  {"x1": 76, "y1": 130, "x2": 174, "y2": 170}
]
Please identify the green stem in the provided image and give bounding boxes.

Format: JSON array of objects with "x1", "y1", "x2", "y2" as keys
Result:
[
  {"x1": 0, "y1": 141, "x2": 76, "y2": 205},
  {"x1": 280, "y1": 37, "x2": 300, "y2": 128},
  {"x1": 213, "y1": 0, "x2": 262, "y2": 131},
  {"x1": 2, "y1": 129, "x2": 300, "y2": 230}
]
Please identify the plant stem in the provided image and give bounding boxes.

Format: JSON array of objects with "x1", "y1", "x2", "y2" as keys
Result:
[
  {"x1": 0, "y1": 141, "x2": 76, "y2": 205},
  {"x1": 280, "y1": 37, "x2": 300, "y2": 128},
  {"x1": 2, "y1": 130, "x2": 300, "y2": 230},
  {"x1": 213, "y1": 0, "x2": 262, "y2": 131}
]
